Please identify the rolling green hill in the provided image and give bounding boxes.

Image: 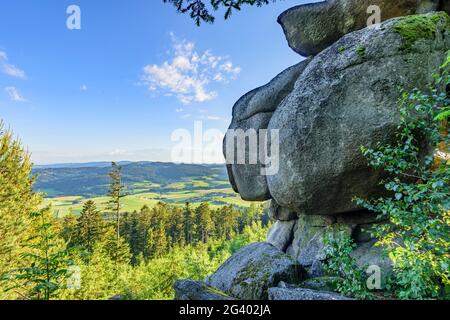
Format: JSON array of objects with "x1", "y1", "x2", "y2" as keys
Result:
[{"x1": 34, "y1": 162, "x2": 252, "y2": 216}]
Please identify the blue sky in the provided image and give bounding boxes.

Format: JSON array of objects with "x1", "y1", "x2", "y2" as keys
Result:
[{"x1": 0, "y1": 0, "x2": 312, "y2": 164}]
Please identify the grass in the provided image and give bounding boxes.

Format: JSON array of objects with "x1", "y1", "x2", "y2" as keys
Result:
[{"x1": 44, "y1": 180, "x2": 253, "y2": 216}]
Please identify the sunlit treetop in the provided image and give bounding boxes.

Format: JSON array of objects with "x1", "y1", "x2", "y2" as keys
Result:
[{"x1": 163, "y1": 0, "x2": 277, "y2": 25}]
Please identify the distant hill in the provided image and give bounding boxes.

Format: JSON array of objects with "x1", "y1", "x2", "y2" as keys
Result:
[
  {"x1": 34, "y1": 161, "x2": 133, "y2": 169},
  {"x1": 33, "y1": 162, "x2": 230, "y2": 198}
]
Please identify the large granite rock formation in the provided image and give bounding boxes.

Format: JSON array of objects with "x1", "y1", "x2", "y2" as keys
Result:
[
  {"x1": 268, "y1": 12, "x2": 449, "y2": 215},
  {"x1": 176, "y1": 7, "x2": 450, "y2": 300},
  {"x1": 278, "y1": 0, "x2": 449, "y2": 57},
  {"x1": 224, "y1": 60, "x2": 310, "y2": 201},
  {"x1": 225, "y1": 12, "x2": 450, "y2": 216}
]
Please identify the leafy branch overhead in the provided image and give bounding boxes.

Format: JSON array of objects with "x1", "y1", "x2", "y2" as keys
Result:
[{"x1": 163, "y1": 0, "x2": 275, "y2": 25}]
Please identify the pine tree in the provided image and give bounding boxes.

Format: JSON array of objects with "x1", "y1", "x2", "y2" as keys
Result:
[
  {"x1": 214, "y1": 205, "x2": 239, "y2": 240},
  {"x1": 137, "y1": 205, "x2": 152, "y2": 259},
  {"x1": 107, "y1": 162, "x2": 126, "y2": 267},
  {"x1": 60, "y1": 211, "x2": 77, "y2": 245},
  {"x1": 4, "y1": 208, "x2": 73, "y2": 300},
  {"x1": 195, "y1": 203, "x2": 214, "y2": 243},
  {"x1": 169, "y1": 206, "x2": 185, "y2": 247},
  {"x1": 75, "y1": 200, "x2": 105, "y2": 257},
  {"x1": 183, "y1": 202, "x2": 197, "y2": 244},
  {"x1": 163, "y1": 0, "x2": 275, "y2": 25},
  {"x1": 148, "y1": 221, "x2": 168, "y2": 259},
  {"x1": 0, "y1": 121, "x2": 41, "y2": 298},
  {"x1": 102, "y1": 226, "x2": 131, "y2": 265}
]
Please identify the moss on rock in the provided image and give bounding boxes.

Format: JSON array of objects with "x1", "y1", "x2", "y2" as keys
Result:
[{"x1": 393, "y1": 12, "x2": 450, "y2": 51}]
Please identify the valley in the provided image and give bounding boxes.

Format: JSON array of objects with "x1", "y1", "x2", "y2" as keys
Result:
[{"x1": 33, "y1": 161, "x2": 252, "y2": 216}]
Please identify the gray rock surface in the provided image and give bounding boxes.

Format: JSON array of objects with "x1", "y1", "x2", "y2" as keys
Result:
[
  {"x1": 278, "y1": 0, "x2": 446, "y2": 56},
  {"x1": 286, "y1": 215, "x2": 354, "y2": 266},
  {"x1": 306, "y1": 259, "x2": 326, "y2": 278},
  {"x1": 174, "y1": 280, "x2": 236, "y2": 300},
  {"x1": 269, "y1": 283, "x2": 353, "y2": 300},
  {"x1": 206, "y1": 242, "x2": 303, "y2": 300},
  {"x1": 266, "y1": 220, "x2": 297, "y2": 251},
  {"x1": 267, "y1": 13, "x2": 450, "y2": 215},
  {"x1": 351, "y1": 240, "x2": 393, "y2": 276},
  {"x1": 300, "y1": 277, "x2": 340, "y2": 292},
  {"x1": 223, "y1": 60, "x2": 310, "y2": 201},
  {"x1": 268, "y1": 200, "x2": 298, "y2": 221}
]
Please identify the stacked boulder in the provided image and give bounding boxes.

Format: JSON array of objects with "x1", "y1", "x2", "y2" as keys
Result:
[{"x1": 175, "y1": 0, "x2": 450, "y2": 300}]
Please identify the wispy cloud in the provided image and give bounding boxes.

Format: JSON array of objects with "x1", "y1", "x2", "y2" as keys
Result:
[
  {"x1": 80, "y1": 84, "x2": 88, "y2": 91},
  {"x1": 0, "y1": 50, "x2": 27, "y2": 79},
  {"x1": 5, "y1": 86, "x2": 26, "y2": 102},
  {"x1": 141, "y1": 33, "x2": 240, "y2": 104}
]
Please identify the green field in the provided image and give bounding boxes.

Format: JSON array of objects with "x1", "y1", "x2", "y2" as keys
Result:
[
  {"x1": 36, "y1": 162, "x2": 256, "y2": 216},
  {"x1": 44, "y1": 182, "x2": 252, "y2": 217}
]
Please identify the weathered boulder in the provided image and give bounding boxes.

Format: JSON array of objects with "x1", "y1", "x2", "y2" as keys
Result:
[
  {"x1": 267, "y1": 12, "x2": 450, "y2": 215},
  {"x1": 268, "y1": 282, "x2": 353, "y2": 300},
  {"x1": 266, "y1": 220, "x2": 297, "y2": 251},
  {"x1": 351, "y1": 240, "x2": 393, "y2": 277},
  {"x1": 268, "y1": 199, "x2": 298, "y2": 221},
  {"x1": 286, "y1": 215, "x2": 353, "y2": 266},
  {"x1": 174, "y1": 280, "x2": 236, "y2": 300},
  {"x1": 278, "y1": 0, "x2": 447, "y2": 57},
  {"x1": 300, "y1": 277, "x2": 340, "y2": 292},
  {"x1": 206, "y1": 242, "x2": 303, "y2": 300},
  {"x1": 223, "y1": 60, "x2": 310, "y2": 201}
]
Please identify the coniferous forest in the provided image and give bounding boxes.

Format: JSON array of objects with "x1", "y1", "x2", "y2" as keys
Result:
[{"x1": 0, "y1": 132, "x2": 269, "y2": 299}]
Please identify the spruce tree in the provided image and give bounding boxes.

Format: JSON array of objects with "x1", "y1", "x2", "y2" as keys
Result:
[
  {"x1": 60, "y1": 211, "x2": 77, "y2": 245},
  {"x1": 163, "y1": 0, "x2": 275, "y2": 25},
  {"x1": 4, "y1": 208, "x2": 73, "y2": 300},
  {"x1": 75, "y1": 200, "x2": 105, "y2": 257},
  {"x1": 195, "y1": 203, "x2": 214, "y2": 243},
  {"x1": 0, "y1": 121, "x2": 41, "y2": 299},
  {"x1": 102, "y1": 226, "x2": 131, "y2": 265},
  {"x1": 169, "y1": 206, "x2": 185, "y2": 247},
  {"x1": 107, "y1": 162, "x2": 126, "y2": 267},
  {"x1": 137, "y1": 205, "x2": 152, "y2": 259}
]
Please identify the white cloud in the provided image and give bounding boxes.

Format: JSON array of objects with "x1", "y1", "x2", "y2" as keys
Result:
[
  {"x1": 5, "y1": 86, "x2": 26, "y2": 102},
  {"x1": 0, "y1": 50, "x2": 27, "y2": 79},
  {"x1": 141, "y1": 33, "x2": 240, "y2": 104},
  {"x1": 80, "y1": 84, "x2": 88, "y2": 91},
  {"x1": 175, "y1": 108, "x2": 184, "y2": 112},
  {"x1": 109, "y1": 149, "x2": 128, "y2": 156}
]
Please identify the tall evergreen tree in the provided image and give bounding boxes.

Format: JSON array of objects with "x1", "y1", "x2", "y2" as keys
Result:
[
  {"x1": 169, "y1": 206, "x2": 185, "y2": 247},
  {"x1": 137, "y1": 205, "x2": 152, "y2": 259},
  {"x1": 183, "y1": 202, "x2": 196, "y2": 244},
  {"x1": 0, "y1": 121, "x2": 41, "y2": 299},
  {"x1": 4, "y1": 208, "x2": 73, "y2": 300},
  {"x1": 195, "y1": 203, "x2": 214, "y2": 243},
  {"x1": 107, "y1": 162, "x2": 126, "y2": 267},
  {"x1": 60, "y1": 211, "x2": 77, "y2": 245},
  {"x1": 214, "y1": 205, "x2": 239, "y2": 240},
  {"x1": 75, "y1": 200, "x2": 105, "y2": 257},
  {"x1": 102, "y1": 226, "x2": 131, "y2": 265}
]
